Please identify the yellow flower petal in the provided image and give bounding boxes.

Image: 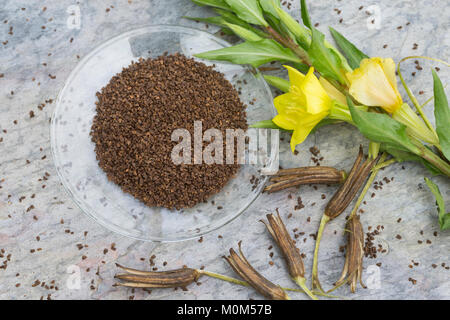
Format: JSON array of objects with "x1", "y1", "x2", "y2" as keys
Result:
[
  {"x1": 289, "y1": 111, "x2": 328, "y2": 152},
  {"x1": 273, "y1": 114, "x2": 298, "y2": 131},
  {"x1": 346, "y1": 58, "x2": 402, "y2": 113},
  {"x1": 378, "y1": 58, "x2": 396, "y2": 90},
  {"x1": 290, "y1": 128, "x2": 309, "y2": 152},
  {"x1": 273, "y1": 92, "x2": 306, "y2": 115},
  {"x1": 301, "y1": 68, "x2": 332, "y2": 114},
  {"x1": 319, "y1": 77, "x2": 347, "y2": 105},
  {"x1": 284, "y1": 65, "x2": 306, "y2": 95}
]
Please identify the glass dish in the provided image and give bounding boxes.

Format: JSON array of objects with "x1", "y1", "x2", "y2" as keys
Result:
[{"x1": 51, "y1": 25, "x2": 277, "y2": 242}]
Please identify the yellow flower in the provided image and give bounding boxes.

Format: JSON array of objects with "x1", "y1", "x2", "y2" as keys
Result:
[
  {"x1": 273, "y1": 66, "x2": 331, "y2": 152},
  {"x1": 347, "y1": 58, "x2": 403, "y2": 113},
  {"x1": 347, "y1": 58, "x2": 439, "y2": 146}
]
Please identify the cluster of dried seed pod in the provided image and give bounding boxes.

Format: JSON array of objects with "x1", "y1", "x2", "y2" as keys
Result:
[
  {"x1": 114, "y1": 213, "x2": 317, "y2": 300},
  {"x1": 312, "y1": 146, "x2": 379, "y2": 292},
  {"x1": 114, "y1": 147, "x2": 386, "y2": 298},
  {"x1": 264, "y1": 166, "x2": 347, "y2": 193}
]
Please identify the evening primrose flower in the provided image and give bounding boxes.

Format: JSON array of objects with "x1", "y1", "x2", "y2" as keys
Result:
[
  {"x1": 346, "y1": 57, "x2": 403, "y2": 113},
  {"x1": 347, "y1": 58, "x2": 439, "y2": 145},
  {"x1": 272, "y1": 66, "x2": 331, "y2": 152}
]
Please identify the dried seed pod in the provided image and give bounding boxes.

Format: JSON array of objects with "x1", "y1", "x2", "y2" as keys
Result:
[
  {"x1": 333, "y1": 157, "x2": 379, "y2": 214},
  {"x1": 313, "y1": 146, "x2": 376, "y2": 292},
  {"x1": 273, "y1": 166, "x2": 344, "y2": 177},
  {"x1": 224, "y1": 241, "x2": 289, "y2": 300},
  {"x1": 334, "y1": 215, "x2": 366, "y2": 293},
  {"x1": 265, "y1": 167, "x2": 346, "y2": 193},
  {"x1": 262, "y1": 212, "x2": 305, "y2": 279},
  {"x1": 261, "y1": 212, "x2": 318, "y2": 300},
  {"x1": 325, "y1": 146, "x2": 365, "y2": 219},
  {"x1": 114, "y1": 264, "x2": 200, "y2": 289}
]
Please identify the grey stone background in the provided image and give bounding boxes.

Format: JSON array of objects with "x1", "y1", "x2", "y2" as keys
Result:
[{"x1": 0, "y1": 0, "x2": 448, "y2": 300}]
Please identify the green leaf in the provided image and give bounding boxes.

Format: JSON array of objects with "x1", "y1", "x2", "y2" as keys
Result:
[
  {"x1": 424, "y1": 178, "x2": 450, "y2": 230},
  {"x1": 432, "y1": 69, "x2": 450, "y2": 161},
  {"x1": 219, "y1": 27, "x2": 235, "y2": 35},
  {"x1": 329, "y1": 27, "x2": 369, "y2": 70},
  {"x1": 259, "y1": 0, "x2": 281, "y2": 18},
  {"x1": 250, "y1": 119, "x2": 286, "y2": 130},
  {"x1": 308, "y1": 28, "x2": 346, "y2": 84},
  {"x1": 191, "y1": 0, "x2": 231, "y2": 10},
  {"x1": 380, "y1": 145, "x2": 443, "y2": 176},
  {"x1": 263, "y1": 12, "x2": 283, "y2": 35},
  {"x1": 275, "y1": 6, "x2": 310, "y2": 48},
  {"x1": 195, "y1": 39, "x2": 301, "y2": 67},
  {"x1": 288, "y1": 62, "x2": 309, "y2": 74},
  {"x1": 213, "y1": 8, "x2": 248, "y2": 27},
  {"x1": 348, "y1": 97, "x2": 419, "y2": 153},
  {"x1": 214, "y1": 8, "x2": 268, "y2": 38},
  {"x1": 224, "y1": 23, "x2": 262, "y2": 41},
  {"x1": 183, "y1": 16, "x2": 228, "y2": 27},
  {"x1": 263, "y1": 75, "x2": 290, "y2": 92},
  {"x1": 300, "y1": 0, "x2": 312, "y2": 29},
  {"x1": 224, "y1": 0, "x2": 267, "y2": 26}
]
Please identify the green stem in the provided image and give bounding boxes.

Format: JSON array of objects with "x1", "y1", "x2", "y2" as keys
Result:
[
  {"x1": 420, "y1": 95, "x2": 434, "y2": 109},
  {"x1": 311, "y1": 214, "x2": 330, "y2": 292},
  {"x1": 371, "y1": 158, "x2": 397, "y2": 171},
  {"x1": 294, "y1": 277, "x2": 318, "y2": 300},
  {"x1": 415, "y1": 143, "x2": 450, "y2": 177},
  {"x1": 199, "y1": 270, "x2": 327, "y2": 299},
  {"x1": 326, "y1": 275, "x2": 351, "y2": 294},
  {"x1": 265, "y1": 26, "x2": 312, "y2": 66},
  {"x1": 284, "y1": 287, "x2": 337, "y2": 299},
  {"x1": 397, "y1": 56, "x2": 443, "y2": 135},
  {"x1": 349, "y1": 153, "x2": 388, "y2": 219},
  {"x1": 369, "y1": 142, "x2": 381, "y2": 160},
  {"x1": 420, "y1": 84, "x2": 448, "y2": 109},
  {"x1": 199, "y1": 270, "x2": 248, "y2": 286}
]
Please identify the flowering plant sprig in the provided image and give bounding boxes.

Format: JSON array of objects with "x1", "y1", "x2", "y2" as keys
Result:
[{"x1": 187, "y1": 0, "x2": 450, "y2": 231}]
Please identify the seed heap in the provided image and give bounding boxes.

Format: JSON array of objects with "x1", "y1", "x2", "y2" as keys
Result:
[{"x1": 91, "y1": 54, "x2": 247, "y2": 209}]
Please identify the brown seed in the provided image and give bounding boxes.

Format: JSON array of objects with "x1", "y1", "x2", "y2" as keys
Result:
[{"x1": 90, "y1": 54, "x2": 247, "y2": 209}]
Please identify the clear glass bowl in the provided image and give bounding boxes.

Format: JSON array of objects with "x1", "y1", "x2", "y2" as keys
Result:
[{"x1": 51, "y1": 25, "x2": 277, "y2": 242}]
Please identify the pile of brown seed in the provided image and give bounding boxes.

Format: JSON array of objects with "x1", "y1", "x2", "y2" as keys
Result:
[{"x1": 91, "y1": 54, "x2": 247, "y2": 209}]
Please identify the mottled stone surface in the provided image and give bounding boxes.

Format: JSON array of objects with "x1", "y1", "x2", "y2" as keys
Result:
[{"x1": 0, "y1": 0, "x2": 448, "y2": 300}]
